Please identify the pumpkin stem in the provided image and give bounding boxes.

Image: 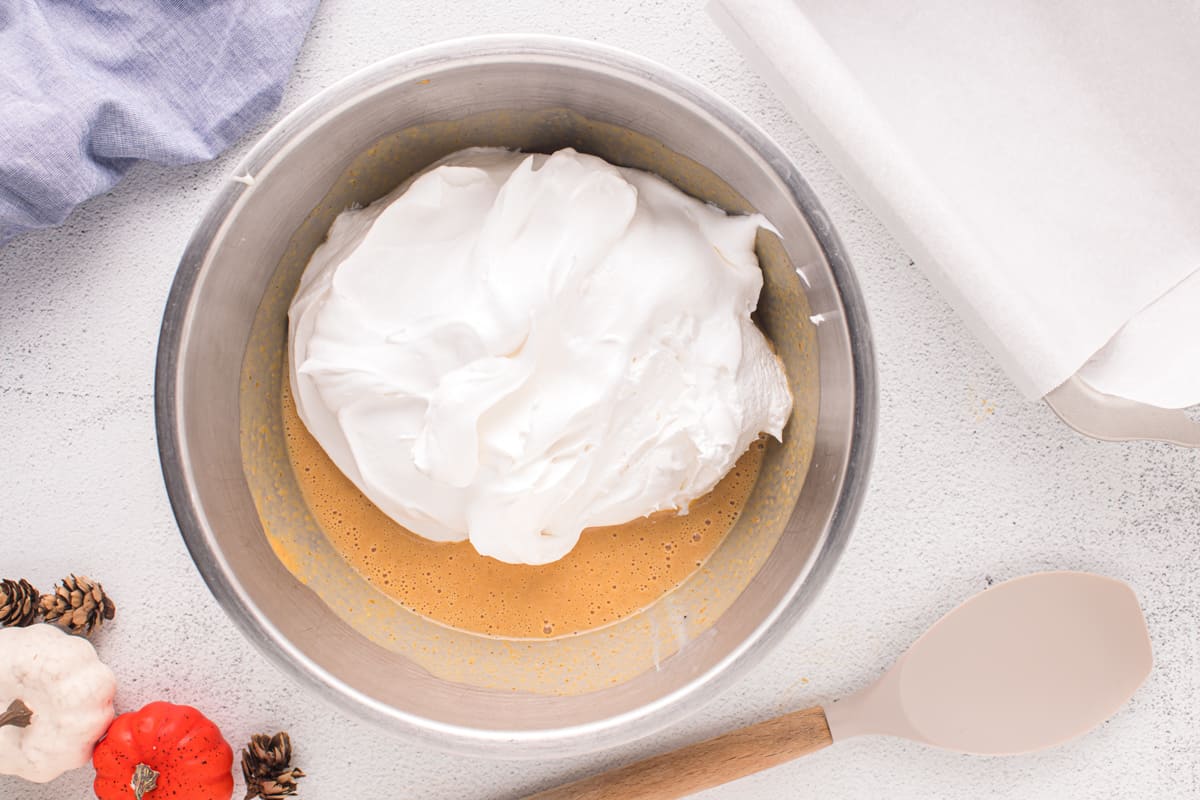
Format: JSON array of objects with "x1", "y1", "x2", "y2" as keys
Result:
[
  {"x1": 131, "y1": 763, "x2": 159, "y2": 800},
  {"x1": 0, "y1": 698, "x2": 32, "y2": 728}
]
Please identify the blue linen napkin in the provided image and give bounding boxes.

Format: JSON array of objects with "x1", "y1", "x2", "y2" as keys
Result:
[{"x1": 0, "y1": 0, "x2": 321, "y2": 244}]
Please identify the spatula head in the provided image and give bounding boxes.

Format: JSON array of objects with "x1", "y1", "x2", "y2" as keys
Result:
[{"x1": 827, "y1": 572, "x2": 1152, "y2": 755}]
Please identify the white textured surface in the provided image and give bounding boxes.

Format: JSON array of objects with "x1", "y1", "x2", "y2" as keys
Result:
[{"x1": 0, "y1": 1, "x2": 1196, "y2": 797}]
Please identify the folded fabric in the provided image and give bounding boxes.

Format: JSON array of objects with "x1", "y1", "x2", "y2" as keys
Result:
[
  {"x1": 0, "y1": 0, "x2": 320, "y2": 244},
  {"x1": 710, "y1": 0, "x2": 1200, "y2": 406}
]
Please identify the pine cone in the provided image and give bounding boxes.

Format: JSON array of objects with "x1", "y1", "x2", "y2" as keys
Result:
[
  {"x1": 39, "y1": 575, "x2": 116, "y2": 636},
  {"x1": 242, "y1": 732, "x2": 305, "y2": 799},
  {"x1": 0, "y1": 578, "x2": 40, "y2": 627}
]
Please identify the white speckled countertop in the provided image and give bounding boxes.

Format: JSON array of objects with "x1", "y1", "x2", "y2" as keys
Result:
[{"x1": 2, "y1": 2, "x2": 1197, "y2": 798}]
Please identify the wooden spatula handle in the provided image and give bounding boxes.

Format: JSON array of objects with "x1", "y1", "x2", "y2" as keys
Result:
[{"x1": 527, "y1": 705, "x2": 833, "y2": 800}]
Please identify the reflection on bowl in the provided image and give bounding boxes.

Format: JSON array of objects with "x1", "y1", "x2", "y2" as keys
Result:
[{"x1": 156, "y1": 36, "x2": 875, "y2": 758}]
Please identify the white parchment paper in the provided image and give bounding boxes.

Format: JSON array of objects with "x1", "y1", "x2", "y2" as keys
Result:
[{"x1": 712, "y1": 0, "x2": 1200, "y2": 405}]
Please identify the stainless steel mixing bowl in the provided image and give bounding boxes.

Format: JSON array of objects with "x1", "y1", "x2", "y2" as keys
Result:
[{"x1": 156, "y1": 36, "x2": 875, "y2": 758}]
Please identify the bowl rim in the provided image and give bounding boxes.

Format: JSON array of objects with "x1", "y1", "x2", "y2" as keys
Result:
[{"x1": 155, "y1": 34, "x2": 877, "y2": 756}]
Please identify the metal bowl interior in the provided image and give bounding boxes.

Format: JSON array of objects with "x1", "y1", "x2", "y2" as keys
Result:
[{"x1": 156, "y1": 36, "x2": 875, "y2": 758}]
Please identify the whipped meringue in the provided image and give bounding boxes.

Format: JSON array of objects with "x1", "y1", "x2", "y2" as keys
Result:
[{"x1": 288, "y1": 148, "x2": 792, "y2": 565}]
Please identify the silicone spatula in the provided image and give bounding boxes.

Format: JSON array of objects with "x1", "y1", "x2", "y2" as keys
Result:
[{"x1": 530, "y1": 571, "x2": 1152, "y2": 800}]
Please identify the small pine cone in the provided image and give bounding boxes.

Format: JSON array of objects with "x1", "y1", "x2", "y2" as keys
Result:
[
  {"x1": 242, "y1": 732, "x2": 304, "y2": 799},
  {"x1": 0, "y1": 579, "x2": 40, "y2": 627},
  {"x1": 252, "y1": 768, "x2": 305, "y2": 799},
  {"x1": 39, "y1": 575, "x2": 116, "y2": 637}
]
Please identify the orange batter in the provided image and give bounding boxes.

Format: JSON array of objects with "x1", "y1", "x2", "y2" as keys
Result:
[{"x1": 282, "y1": 380, "x2": 764, "y2": 639}]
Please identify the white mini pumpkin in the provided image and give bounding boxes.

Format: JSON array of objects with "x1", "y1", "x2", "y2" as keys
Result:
[{"x1": 0, "y1": 623, "x2": 117, "y2": 783}]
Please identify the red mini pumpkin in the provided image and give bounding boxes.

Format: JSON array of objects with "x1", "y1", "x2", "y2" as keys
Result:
[{"x1": 93, "y1": 701, "x2": 234, "y2": 800}]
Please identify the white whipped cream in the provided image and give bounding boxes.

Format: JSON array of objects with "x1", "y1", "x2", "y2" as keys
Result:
[{"x1": 289, "y1": 148, "x2": 792, "y2": 565}]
